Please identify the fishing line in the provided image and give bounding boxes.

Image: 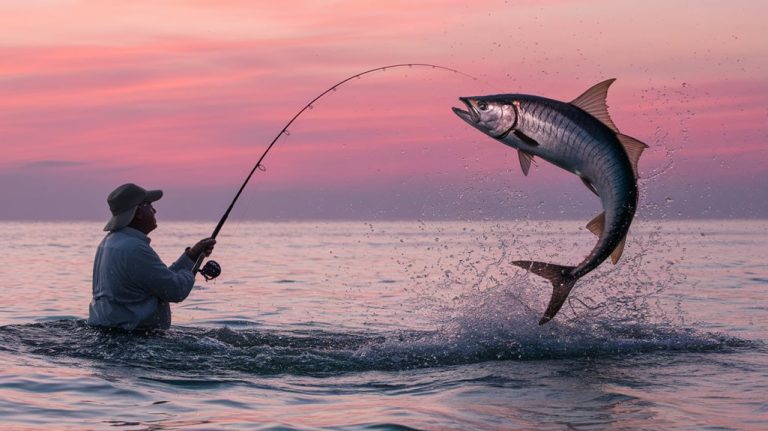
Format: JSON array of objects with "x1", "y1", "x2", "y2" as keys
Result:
[{"x1": 194, "y1": 63, "x2": 476, "y2": 279}]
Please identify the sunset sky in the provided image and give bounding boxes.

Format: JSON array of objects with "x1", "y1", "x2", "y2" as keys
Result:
[{"x1": 1, "y1": 0, "x2": 765, "y2": 221}]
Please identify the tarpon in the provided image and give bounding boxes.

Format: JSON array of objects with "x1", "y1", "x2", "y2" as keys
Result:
[{"x1": 452, "y1": 79, "x2": 648, "y2": 324}]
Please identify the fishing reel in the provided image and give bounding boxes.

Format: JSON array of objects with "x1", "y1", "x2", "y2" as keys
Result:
[{"x1": 199, "y1": 260, "x2": 222, "y2": 281}]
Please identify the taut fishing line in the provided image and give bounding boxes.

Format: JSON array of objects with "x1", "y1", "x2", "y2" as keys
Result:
[{"x1": 194, "y1": 63, "x2": 476, "y2": 279}]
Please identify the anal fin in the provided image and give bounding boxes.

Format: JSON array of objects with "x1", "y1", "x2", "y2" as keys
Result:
[{"x1": 610, "y1": 236, "x2": 627, "y2": 264}]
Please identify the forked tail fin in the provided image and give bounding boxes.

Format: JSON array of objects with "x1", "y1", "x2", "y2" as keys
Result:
[{"x1": 512, "y1": 260, "x2": 578, "y2": 325}]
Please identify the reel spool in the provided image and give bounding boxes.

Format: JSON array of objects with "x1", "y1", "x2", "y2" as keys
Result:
[{"x1": 200, "y1": 260, "x2": 222, "y2": 281}]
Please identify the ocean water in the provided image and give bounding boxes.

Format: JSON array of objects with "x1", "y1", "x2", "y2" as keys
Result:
[{"x1": 0, "y1": 220, "x2": 766, "y2": 430}]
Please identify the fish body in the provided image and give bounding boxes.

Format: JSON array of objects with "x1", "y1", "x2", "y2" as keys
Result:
[{"x1": 452, "y1": 80, "x2": 648, "y2": 324}]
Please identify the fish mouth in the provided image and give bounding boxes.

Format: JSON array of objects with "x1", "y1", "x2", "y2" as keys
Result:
[{"x1": 452, "y1": 97, "x2": 479, "y2": 124}]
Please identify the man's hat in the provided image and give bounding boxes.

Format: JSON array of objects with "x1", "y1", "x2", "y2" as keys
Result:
[{"x1": 104, "y1": 183, "x2": 162, "y2": 231}]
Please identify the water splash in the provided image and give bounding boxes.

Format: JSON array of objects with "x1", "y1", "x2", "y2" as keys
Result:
[
  {"x1": 0, "y1": 318, "x2": 751, "y2": 377},
  {"x1": 379, "y1": 215, "x2": 701, "y2": 362}
]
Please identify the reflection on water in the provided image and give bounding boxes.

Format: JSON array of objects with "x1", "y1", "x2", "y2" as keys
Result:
[{"x1": 0, "y1": 220, "x2": 766, "y2": 430}]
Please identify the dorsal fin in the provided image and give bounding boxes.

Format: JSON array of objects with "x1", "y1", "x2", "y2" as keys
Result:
[
  {"x1": 571, "y1": 79, "x2": 619, "y2": 133},
  {"x1": 617, "y1": 133, "x2": 649, "y2": 178}
]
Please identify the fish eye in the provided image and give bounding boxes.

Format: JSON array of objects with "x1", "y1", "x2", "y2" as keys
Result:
[{"x1": 478, "y1": 101, "x2": 488, "y2": 111}]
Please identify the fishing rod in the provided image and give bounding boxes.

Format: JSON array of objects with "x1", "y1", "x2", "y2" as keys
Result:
[{"x1": 193, "y1": 63, "x2": 475, "y2": 280}]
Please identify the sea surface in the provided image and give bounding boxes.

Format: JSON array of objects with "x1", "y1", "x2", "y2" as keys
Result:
[{"x1": 0, "y1": 220, "x2": 766, "y2": 430}]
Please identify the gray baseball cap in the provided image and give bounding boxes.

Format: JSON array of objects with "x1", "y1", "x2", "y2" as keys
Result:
[{"x1": 104, "y1": 183, "x2": 162, "y2": 231}]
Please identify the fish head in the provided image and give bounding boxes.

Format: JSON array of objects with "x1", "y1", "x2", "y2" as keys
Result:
[{"x1": 452, "y1": 96, "x2": 517, "y2": 139}]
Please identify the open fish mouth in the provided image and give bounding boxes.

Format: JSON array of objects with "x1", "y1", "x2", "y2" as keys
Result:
[{"x1": 452, "y1": 97, "x2": 479, "y2": 124}]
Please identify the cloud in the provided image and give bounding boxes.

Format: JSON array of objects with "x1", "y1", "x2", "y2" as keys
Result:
[{"x1": 22, "y1": 160, "x2": 86, "y2": 168}]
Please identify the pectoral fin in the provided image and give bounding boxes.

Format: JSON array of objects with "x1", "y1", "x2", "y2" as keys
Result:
[
  {"x1": 518, "y1": 150, "x2": 535, "y2": 176},
  {"x1": 513, "y1": 130, "x2": 540, "y2": 147},
  {"x1": 586, "y1": 212, "x2": 605, "y2": 237},
  {"x1": 610, "y1": 236, "x2": 627, "y2": 264}
]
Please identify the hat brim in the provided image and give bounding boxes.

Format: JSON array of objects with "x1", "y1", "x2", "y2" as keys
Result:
[
  {"x1": 145, "y1": 189, "x2": 163, "y2": 202},
  {"x1": 104, "y1": 207, "x2": 138, "y2": 231}
]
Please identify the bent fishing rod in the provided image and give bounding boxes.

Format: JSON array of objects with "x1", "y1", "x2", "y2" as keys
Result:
[{"x1": 193, "y1": 63, "x2": 475, "y2": 280}]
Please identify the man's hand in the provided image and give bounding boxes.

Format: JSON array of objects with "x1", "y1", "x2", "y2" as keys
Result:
[{"x1": 186, "y1": 238, "x2": 216, "y2": 260}]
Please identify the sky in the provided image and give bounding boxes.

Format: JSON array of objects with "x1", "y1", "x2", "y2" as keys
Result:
[{"x1": 0, "y1": 0, "x2": 766, "y2": 221}]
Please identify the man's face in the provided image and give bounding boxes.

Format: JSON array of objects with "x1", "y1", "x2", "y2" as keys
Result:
[{"x1": 135, "y1": 201, "x2": 157, "y2": 233}]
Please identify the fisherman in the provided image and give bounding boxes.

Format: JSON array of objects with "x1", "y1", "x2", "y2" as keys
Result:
[{"x1": 88, "y1": 183, "x2": 216, "y2": 331}]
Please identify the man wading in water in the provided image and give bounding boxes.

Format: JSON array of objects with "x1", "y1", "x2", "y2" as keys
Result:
[{"x1": 88, "y1": 183, "x2": 216, "y2": 331}]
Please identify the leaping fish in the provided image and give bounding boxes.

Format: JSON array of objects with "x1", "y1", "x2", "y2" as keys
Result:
[{"x1": 452, "y1": 79, "x2": 648, "y2": 324}]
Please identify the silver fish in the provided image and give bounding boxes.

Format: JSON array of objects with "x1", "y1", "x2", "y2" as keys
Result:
[{"x1": 452, "y1": 79, "x2": 648, "y2": 324}]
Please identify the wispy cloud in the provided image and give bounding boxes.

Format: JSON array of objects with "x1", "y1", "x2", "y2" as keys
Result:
[{"x1": 22, "y1": 160, "x2": 86, "y2": 168}]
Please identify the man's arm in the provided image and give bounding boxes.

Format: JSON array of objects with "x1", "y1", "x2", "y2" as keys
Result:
[{"x1": 129, "y1": 244, "x2": 195, "y2": 303}]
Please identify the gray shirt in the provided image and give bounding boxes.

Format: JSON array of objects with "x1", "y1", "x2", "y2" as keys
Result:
[{"x1": 88, "y1": 227, "x2": 195, "y2": 330}]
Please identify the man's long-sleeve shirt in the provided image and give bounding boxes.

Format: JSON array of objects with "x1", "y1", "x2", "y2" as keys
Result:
[{"x1": 88, "y1": 227, "x2": 195, "y2": 330}]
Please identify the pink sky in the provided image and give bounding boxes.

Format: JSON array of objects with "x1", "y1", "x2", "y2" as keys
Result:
[{"x1": 1, "y1": 0, "x2": 766, "y2": 220}]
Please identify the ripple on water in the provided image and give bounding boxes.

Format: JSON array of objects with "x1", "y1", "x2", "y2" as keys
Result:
[{"x1": 0, "y1": 319, "x2": 756, "y2": 378}]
